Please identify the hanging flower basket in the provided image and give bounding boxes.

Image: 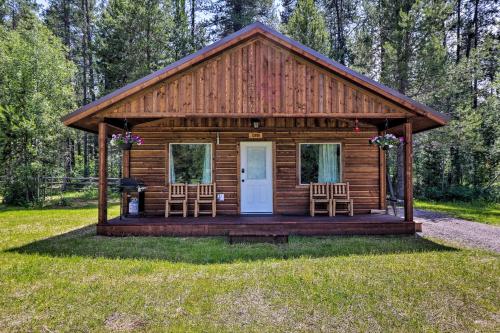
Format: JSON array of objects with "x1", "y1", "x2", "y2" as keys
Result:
[
  {"x1": 369, "y1": 134, "x2": 403, "y2": 150},
  {"x1": 119, "y1": 142, "x2": 133, "y2": 150},
  {"x1": 111, "y1": 132, "x2": 144, "y2": 150}
]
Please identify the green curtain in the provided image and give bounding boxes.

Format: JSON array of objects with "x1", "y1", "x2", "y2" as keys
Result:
[
  {"x1": 202, "y1": 144, "x2": 212, "y2": 184},
  {"x1": 318, "y1": 144, "x2": 339, "y2": 182},
  {"x1": 169, "y1": 148, "x2": 176, "y2": 183}
]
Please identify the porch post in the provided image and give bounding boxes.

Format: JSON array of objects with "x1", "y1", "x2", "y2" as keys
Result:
[
  {"x1": 121, "y1": 150, "x2": 130, "y2": 215},
  {"x1": 378, "y1": 130, "x2": 387, "y2": 210},
  {"x1": 404, "y1": 120, "x2": 413, "y2": 222},
  {"x1": 98, "y1": 122, "x2": 108, "y2": 224}
]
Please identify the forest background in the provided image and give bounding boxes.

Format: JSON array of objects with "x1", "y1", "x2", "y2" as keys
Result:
[{"x1": 0, "y1": 0, "x2": 498, "y2": 205}]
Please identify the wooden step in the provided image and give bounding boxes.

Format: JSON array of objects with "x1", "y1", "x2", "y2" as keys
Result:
[{"x1": 228, "y1": 231, "x2": 289, "y2": 244}]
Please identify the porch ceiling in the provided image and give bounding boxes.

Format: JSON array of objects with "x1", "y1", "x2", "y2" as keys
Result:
[{"x1": 82, "y1": 116, "x2": 421, "y2": 136}]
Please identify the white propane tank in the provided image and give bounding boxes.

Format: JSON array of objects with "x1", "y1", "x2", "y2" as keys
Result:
[{"x1": 129, "y1": 198, "x2": 139, "y2": 215}]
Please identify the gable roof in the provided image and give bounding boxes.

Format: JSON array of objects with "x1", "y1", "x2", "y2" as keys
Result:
[{"x1": 62, "y1": 22, "x2": 449, "y2": 132}]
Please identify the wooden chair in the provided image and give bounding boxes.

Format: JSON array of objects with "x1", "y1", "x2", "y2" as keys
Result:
[
  {"x1": 310, "y1": 183, "x2": 332, "y2": 216},
  {"x1": 331, "y1": 183, "x2": 354, "y2": 216},
  {"x1": 165, "y1": 183, "x2": 188, "y2": 217},
  {"x1": 194, "y1": 183, "x2": 216, "y2": 217}
]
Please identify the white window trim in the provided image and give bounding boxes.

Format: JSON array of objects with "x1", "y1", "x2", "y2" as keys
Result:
[
  {"x1": 298, "y1": 142, "x2": 342, "y2": 185},
  {"x1": 168, "y1": 142, "x2": 213, "y2": 184}
]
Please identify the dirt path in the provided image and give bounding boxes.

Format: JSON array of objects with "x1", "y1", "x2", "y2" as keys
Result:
[{"x1": 414, "y1": 209, "x2": 500, "y2": 253}]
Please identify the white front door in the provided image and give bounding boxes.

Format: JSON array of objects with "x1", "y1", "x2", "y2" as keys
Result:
[{"x1": 240, "y1": 141, "x2": 273, "y2": 214}]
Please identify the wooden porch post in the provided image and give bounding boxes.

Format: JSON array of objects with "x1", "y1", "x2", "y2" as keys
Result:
[
  {"x1": 404, "y1": 120, "x2": 413, "y2": 222},
  {"x1": 121, "y1": 150, "x2": 130, "y2": 214},
  {"x1": 98, "y1": 122, "x2": 108, "y2": 224},
  {"x1": 379, "y1": 130, "x2": 387, "y2": 210}
]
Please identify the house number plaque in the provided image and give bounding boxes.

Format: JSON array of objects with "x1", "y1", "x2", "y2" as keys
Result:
[{"x1": 248, "y1": 132, "x2": 263, "y2": 139}]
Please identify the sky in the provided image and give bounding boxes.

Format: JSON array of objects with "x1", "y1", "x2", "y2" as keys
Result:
[{"x1": 37, "y1": 0, "x2": 49, "y2": 10}]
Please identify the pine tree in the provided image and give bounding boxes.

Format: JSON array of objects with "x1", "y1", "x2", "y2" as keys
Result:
[
  {"x1": 280, "y1": 0, "x2": 295, "y2": 24},
  {"x1": 0, "y1": 0, "x2": 38, "y2": 29},
  {"x1": 96, "y1": 0, "x2": 173, "y2": 93},
  {"x1": 285, "y1": 0, "x2": 330, "y2": 54},
  {"x1": 208, "y1": 0, "x2": 276, "y2": 37},
  {"x1": 170, "y1": 0, "x2": 196, "y2": 60},
  {"x1": 322, "y1": 0, "x2": 357, "y2": 64},
  {"x1": 44, "y1": 0, "x2": 99, "y2": 179}
]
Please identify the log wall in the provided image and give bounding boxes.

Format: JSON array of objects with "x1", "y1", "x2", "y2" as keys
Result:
[{"x1": 128, "y1": 119, "x2": 381, "y2": 216}]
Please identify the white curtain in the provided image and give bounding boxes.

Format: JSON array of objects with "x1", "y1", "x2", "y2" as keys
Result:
[
  {"x1": 169, "y1": 148, "x2": 176, "y2": 183},
  {"x1": 202, "y1": 144, "x2": 212, "y2": 184},
  {"x1": 318, "y1": 144, "x2": 339, "y2": 183}
]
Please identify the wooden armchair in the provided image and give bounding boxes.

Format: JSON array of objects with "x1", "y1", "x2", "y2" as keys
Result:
[
  {"x1": 310, "y1": 183, "x2": 332, "y2": 216},
  {"x1": 331, "y1": 183, "x2": 354, "y2": 216},
  {"x1": 165, "y1": 183, "x2": 188, "y2": 217},
  {"x1": 194, "y1": 183, "x2": 216, "y2": 217}
]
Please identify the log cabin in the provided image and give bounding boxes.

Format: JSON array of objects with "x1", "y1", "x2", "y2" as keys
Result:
[{"x1": 62, "y1": 22, "x2": 449, "y2": 237}]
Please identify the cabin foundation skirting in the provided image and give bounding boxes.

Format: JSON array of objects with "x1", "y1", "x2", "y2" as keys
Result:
[{"x1": 97, "y1": 215, "x2": 419, "y2": 237}]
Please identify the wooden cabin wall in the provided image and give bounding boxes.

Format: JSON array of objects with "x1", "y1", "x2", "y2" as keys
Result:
[{"x1": 127, "y1": 120, "x2": 381, "y2": 216}]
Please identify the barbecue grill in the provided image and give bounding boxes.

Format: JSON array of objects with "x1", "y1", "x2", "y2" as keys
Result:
[
  {"x1": 119, "y1": 178, "x2": 146, "y2": 192},
  {"x1": 118, "y1": 178, "x2": 146, "y2": 219}
]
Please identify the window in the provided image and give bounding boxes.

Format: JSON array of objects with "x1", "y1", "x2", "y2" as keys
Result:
[
  {"x1": 169, "y1": 143, "x2": 212, "y2": 184},
  {"x1": 300, "y1": 143, "x2": 341, "y2": 184},
  {"x1": 247, "y1": 146, "x2": 267, "y2": 179}
]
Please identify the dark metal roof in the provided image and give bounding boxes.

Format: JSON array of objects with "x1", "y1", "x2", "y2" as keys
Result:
[{"x1": 62, "y1": 22, "x2": 449, "y2": 128}]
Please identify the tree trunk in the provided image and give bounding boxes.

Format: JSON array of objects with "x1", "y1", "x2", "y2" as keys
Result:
[
  {"x1": 63, "y1": 138, "x2": 72, "y2": 191},
  {"x1": 146, "y1": 2, "x2": 152, "y2": 70},
  {"x1": 395, "y1": 2, "x2": 412, "y2": 199},
  {"x1": 456, "y1": 0, "x2": 461, "y2": 63},
  {"x1": 70, "y1": 138, "x2": 75, "y2": 170},
  {"x1": 450, "y1": 145, "x2": 462, "y2": 185},
  {"x1": 84, "y1": 0, "x2": 96, "y2": 101},
  {"x1": 191, "y1": 0, "x2": 195, "y2": 38},
  {"x1": 81, "y1": 0, "x2": 90, "y2": 178},
  {"x1": 83, "y1": 133, "x2": 89, "y2": 177},
  {"x1": 81, "y1": 0, "x2": 88, "y2": 106},
  {"x1": 11, "y1": 7, "x2": 16, "y2": 29},
  {"x1": 232, "y1": 1, "x2": 243, "y2": 32},
  {"x1": 472, "y1": 0, "x2": 479, "y2": 109},
  {"x1": 396, "y1": 143, "x2": 405, "y2": 199},
  {"x1": 63, "y1": 0, "x2": 71, "y2": 51},
  {"x1": 333, "y1": 0, "x2": 345, "y2": 64},
  {"x1": 93, "y1": 134, "x2": 99, "y2": 177},
  {"x1": 379, "y1": 0, "x2": 386, "y2": 81}
]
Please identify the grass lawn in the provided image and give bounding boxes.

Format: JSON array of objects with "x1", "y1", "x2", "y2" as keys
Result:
[
  {"x1": 415, "y1": 200, "x2": 500, "y2": 226},
  {"x1": 0, "y1": 203, "x2": 499, "y2": 332}
]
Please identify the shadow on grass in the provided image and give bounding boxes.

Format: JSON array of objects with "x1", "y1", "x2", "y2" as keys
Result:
[{"x1": 7, "y1": 225, "x2": 460, "y2": 264}]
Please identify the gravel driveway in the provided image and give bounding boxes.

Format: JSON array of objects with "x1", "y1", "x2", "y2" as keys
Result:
[{"x1": 413, "y1": 209, "x2": 500, "y2": 253}]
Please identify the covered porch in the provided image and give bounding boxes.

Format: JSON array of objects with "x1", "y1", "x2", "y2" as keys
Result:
[{"x1": 93, "y1": 116, "x2": 417, "y2": 237}]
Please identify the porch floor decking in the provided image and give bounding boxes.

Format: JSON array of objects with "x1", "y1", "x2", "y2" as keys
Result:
[{"x1": 99, "y1": 214, "x2": 418, "y2": 236}]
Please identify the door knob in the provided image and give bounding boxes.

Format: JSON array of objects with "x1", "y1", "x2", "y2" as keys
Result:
[
  {"x1": 241, "y1": 179, "x2": 245, "y2": 182},
  {"x1": 241, "y1": 168, "x2": 245, "y2": 173}
]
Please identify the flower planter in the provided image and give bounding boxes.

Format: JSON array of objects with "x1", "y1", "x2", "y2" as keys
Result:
[
  {"x1": 111, "y1": 132, "x2": 144, "y2": 150},
  {"x1": 369, "y1": 134, "x2": 403, "y2": 150},
  {"x1": 119, "y1": 143, "x2": 133, "y2": 150}
]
